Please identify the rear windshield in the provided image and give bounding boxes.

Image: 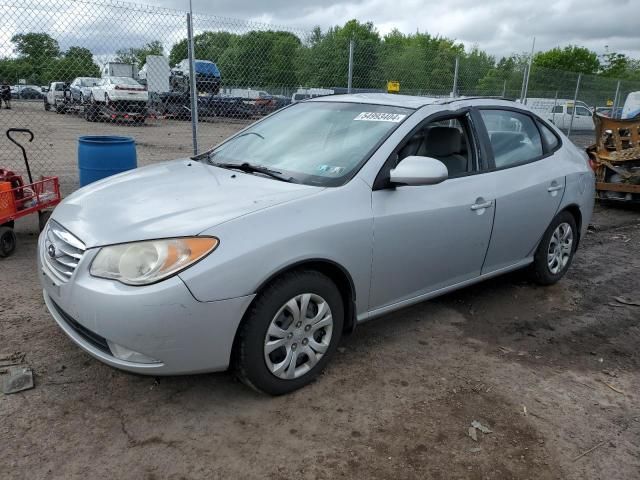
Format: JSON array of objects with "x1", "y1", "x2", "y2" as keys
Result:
[{"x1": 109, "y1": 77, "x2": 141, "y2": 86}]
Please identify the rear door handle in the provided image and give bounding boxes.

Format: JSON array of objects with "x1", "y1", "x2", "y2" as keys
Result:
[
  {"x1": 471, "y1": 200, "x2": 493, "y2": 211},
  {"x1": 547, "y1": 185, "x2": 563, "y2": 192}
]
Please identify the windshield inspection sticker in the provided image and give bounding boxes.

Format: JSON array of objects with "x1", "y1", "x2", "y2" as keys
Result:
[{"x1": 354, "y1": 112, "x2": 407, "y2": 122}]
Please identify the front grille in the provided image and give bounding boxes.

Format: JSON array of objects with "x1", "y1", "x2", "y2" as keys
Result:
[
  {"x1": 50, "y1": 299, "x2": 111, "y2": 355},
  {"x1": 43, "y1": 221, "x2": 85, "y2": 282}
]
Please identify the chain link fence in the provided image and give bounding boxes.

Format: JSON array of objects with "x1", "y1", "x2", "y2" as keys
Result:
[{"x1": 2, "y1": 0, "x2": 639, "y2": 193}]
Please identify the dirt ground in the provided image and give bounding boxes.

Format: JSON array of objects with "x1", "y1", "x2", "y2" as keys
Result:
[
  {"x1": 1, "y1": 205, "x2": 639, "y2": 479},
  {"x1": 1, "y1": 100, "x2": 639, "y2": 480}
]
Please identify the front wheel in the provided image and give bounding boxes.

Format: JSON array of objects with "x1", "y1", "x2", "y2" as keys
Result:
[
  {"x1": 530, "y1": 211, "x2": 577, "y2": 285},
  {"x1": 235, "y1": 270, "x2": 344, "y2": 395},
  {"x1": 44, "y1": 99, "x2": 50, "y2": 111},
  {"x1": 0, "y1": 226, "x2": 17, "y2": 257}
]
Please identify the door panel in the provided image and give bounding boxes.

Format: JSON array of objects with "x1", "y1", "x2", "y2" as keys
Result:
[
  {"x1": 481, "y1": 156, "x2": 564, "y2": 274},
  {"x1": 370, "y1": 175, "x2": 494, "y2": 311}
]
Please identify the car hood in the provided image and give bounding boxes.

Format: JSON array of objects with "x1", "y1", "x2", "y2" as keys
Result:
[{"x1": 52, "y1": 159, "x2": 322, "y2": 248}]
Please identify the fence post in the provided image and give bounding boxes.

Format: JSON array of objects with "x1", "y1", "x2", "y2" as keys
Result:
[
  {"x1": 521, "y1": 37, "x2": 535, "y2": 105},
  {"x1": 347, "y1": 39, "x2": 354, "y2": 93},
  {"x1": 452, "y1": 56, "x2": 459, "y2": 97},
  {"x1": 186, "y1": 10, "x2": 199, "y2": 155},
  {"x1": 551, "y1": 91, "x2": 558, "y2": 125},
  {"x1": 567, "y1": 74, "x2": 582, "y2": 138},
  {"x1": 612, "y1": 80, "x2": 621, "y2": 118},
  {"x1": 519, "y1": 64, "x2": 527, "y2": 103},
  {"x1": 501, "y1": 80, "x2": 506, "y2": 98}
]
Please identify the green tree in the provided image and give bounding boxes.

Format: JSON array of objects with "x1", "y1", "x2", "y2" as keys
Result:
[
  {"x1": 477, "y1": 54, "x2": 527, "y2": 97},
  {"x1": 378, "y1": 30, "x2": 463, "y2": 94},
  {"x1": 116, "y1": 40, "x2": 164, "y2": 68},
  {"x1": 220, "y1": 31, "x2": 301, "y2": 87},
  {"x1": 296, "y1": 20, "x2": 382, "y2": 89},
  {"x1": 11, "y1": 32, "x2": 60, "y2": 60},
  {"x1": 169, "y1": 31, "x2": 236, "y2": 67},
  {"x1": 50, "y1": 46, "x2": 100, "y2": 82},
  {"x1": 533, "y1": 45, "x2": 600, "y2": 74}
]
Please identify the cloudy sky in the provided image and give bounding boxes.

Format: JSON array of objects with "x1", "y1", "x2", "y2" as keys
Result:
[
  {"x1": 2, "y1": 0, "x2": 638, "y2": 60},
  {"x1": 150, "y1": 0, "x2": 640, "y2": 59}
]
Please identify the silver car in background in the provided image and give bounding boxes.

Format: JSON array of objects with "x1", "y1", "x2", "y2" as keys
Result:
[{"x1": 38, "y1": 94, "x2": 594, "y2": 395}]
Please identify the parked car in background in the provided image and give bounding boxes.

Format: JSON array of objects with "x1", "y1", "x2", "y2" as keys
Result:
[
  {"x1": 16, "y1": 85, "x2": 44, "y2": 99},
  {"x1": 69, "y1": 77, "x2": 100, "y2": 104},
  {"x1": 253, "y1": 94, "x2": 291, "y2": 115},
  {"x1": 88, "y1": 76, "x2": 148, "y2": 105},
  {"x1": 595, "y1": 106, "x2": 623, "y2": 118},
  {"x1": 85, "y1": 76, "x2": 148, "y2": 123},
  {"x1": 173, "y1": 59, "x2": 221, "y2": 95},
  {"x1": 44, "y1": 82, "x2": 67, "y2": 111},
  {"x1": 546, "y1": 102, "x2": 595, "y2": 130},
  {"x1": 39, "y1": 94, "x2": 594, "y2": 395},
  {"x1": 291, "y1": 88, "x2": 334, "y2": 103},
  {"x1": 11, "y1": 84, "x2": 44, "y2": 99}
]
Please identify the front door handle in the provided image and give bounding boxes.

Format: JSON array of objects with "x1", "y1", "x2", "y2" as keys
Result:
[
  {"x1": 547, "y1": 185, "x2": 563, "y2": 192},
  {"x1": 471, "y1": 200, "x2": 493, "y2": 211}
]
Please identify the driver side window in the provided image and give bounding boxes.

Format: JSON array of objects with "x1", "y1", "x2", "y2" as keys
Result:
[{"x1": 393, "y1": 115, "x2": 477, "y2": 178}]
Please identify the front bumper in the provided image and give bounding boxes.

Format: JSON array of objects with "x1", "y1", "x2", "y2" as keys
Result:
[{"x1": 38, "y1": 230, "x2": 254, "y2": 375}]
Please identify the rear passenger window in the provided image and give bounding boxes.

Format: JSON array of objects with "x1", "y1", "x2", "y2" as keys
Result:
[
  {"x1": 551, "y1": 105, "x2": 563, "y2": 114},
  {"x1": 537, "y1": 121, "x2": 559, "y2": 151},
  {"x1": 480, "y1": 110, "x2": 543, "y2": 168}
]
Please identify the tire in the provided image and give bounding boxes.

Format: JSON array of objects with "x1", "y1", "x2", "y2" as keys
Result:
[
  {"x1": 85, "y1": 96, "x2": 98, "y2": 122},
  {"x1": 44, "y1": 99, "x2": 50, "y2": 111},
  {"x1": 38, "y1": 210, "x2": 52, "y2": 232},
  {"x1": 235, "y1": 270, "x2": 344, "y2": 395},
  {"x1": 79, "y1": 93, "x2": 84, "y2": 105},
  {"x1": 0, "y1": 226, "x2": 17, "y2": 257},
  {"x1": 530, "y1": 211, "x2": 577, "y2": 285}
]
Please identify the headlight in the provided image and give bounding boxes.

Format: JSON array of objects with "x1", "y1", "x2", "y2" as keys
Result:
[{"x1": 90, "y1": 237, "x2": 218, "y2": 286}]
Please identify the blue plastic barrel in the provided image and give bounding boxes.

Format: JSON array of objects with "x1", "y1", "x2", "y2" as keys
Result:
[{"x1": 78, "y1": 136, "x2": 137, "y2": 187}]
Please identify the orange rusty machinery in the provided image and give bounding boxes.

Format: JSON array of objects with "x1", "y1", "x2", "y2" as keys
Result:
[{"x1": 586, "y1": 114, "x2": 640, "y2": 203}]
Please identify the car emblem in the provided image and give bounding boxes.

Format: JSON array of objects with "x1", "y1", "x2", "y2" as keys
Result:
[{"x1": 47, "y1": 244, "x2": 56, "y2": 258}]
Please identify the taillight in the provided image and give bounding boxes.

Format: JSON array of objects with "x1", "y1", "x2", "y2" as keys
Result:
[{"x1": 115, "y1": 85, "x2": 143, "y2": 91}]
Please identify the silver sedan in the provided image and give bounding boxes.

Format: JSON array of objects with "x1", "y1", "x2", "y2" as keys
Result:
[{"x1": 38, "y1": 94, "x2": 594, "y2": 394}]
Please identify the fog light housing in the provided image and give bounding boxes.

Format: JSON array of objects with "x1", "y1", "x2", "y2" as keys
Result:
[{"x1": 107, "y1": 341, "x2": 161, "y2": 364}]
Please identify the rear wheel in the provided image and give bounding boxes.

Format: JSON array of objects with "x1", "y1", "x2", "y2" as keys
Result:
[
  {"x1": 0, "y1": 226, "x2": 17, "y2": 257},
  {"x1": 235, "y1": 270, "x2": 344, "y2": 395},
  {"x1": 530, "y1": 211, "x2": 577, "y2": 285},
  {"x1": 44, "y1": 98, "x2": 50, "y2": 111}
]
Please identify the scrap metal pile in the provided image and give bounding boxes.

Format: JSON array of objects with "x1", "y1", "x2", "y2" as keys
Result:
[{"x1": 587, "y1": 114, "x2": 640, "y2": 202}]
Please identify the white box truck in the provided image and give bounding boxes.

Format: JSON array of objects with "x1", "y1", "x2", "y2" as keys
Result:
[
  {"x1": 139, "y1": 55, "x2": 170, "y2": 94},
  {"x1": 102, "y1": 62, "x2": 139, "y2": 79}
]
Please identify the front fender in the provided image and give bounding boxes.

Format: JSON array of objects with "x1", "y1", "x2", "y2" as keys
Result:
[{"x1": 178, "y1": 179, "x2": 374, "y2": 316}]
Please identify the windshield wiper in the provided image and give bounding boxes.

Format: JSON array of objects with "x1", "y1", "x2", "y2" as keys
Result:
[{"x1": 211, "y1": 161, "x2": 296, "y2": 183}]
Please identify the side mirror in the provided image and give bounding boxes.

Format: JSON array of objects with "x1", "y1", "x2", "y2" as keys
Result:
[{"x1": 389, "y1": 156, "x2": 448, "y2": 186}]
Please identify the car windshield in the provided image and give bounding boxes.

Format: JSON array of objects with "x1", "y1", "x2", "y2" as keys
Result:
[
  {"x1": 207, "y1": 102, "x2": 412, "y2": 186},
  {"x1": 110, "y1": 77, "x2": 140, "y2": 86}
]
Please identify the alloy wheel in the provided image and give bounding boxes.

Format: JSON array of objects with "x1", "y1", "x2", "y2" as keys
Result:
[
  {"x1": 263, "y1": 293, "x2": 333, "y2": 380},
  {"x1": 547, "y1": 222, "x2": 573, "y2": 274}
]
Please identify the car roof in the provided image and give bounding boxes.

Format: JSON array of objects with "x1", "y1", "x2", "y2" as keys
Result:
[{"x1": 307, "y1": 93, "x2": 520, "y2": 110}]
